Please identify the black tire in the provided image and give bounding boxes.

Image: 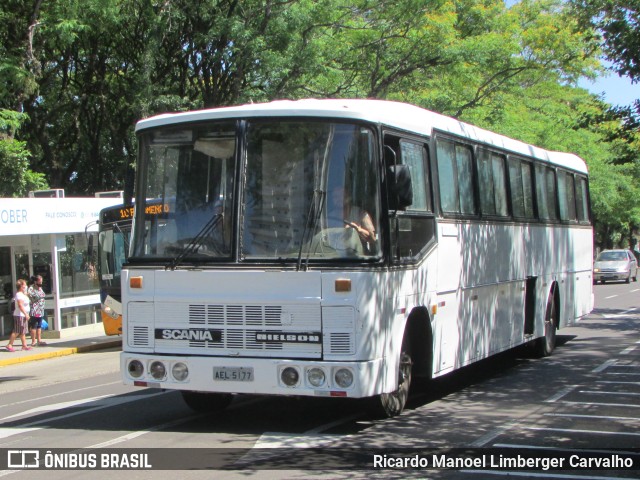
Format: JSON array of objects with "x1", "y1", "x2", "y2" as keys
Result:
[
  {"x1": 181, "y1": 391, "x2": 233, "y2": 413},
  {"x1": 535, "y1": 291, "x2": 557, "y2": 357},
  {"x1": 368, "y1": 339, "x2": 412, "y2": 418}
]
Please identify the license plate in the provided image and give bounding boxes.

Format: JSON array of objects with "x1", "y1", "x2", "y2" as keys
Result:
[{"x1": 213, "y1": 367, "x2": 254, "y2": 382}]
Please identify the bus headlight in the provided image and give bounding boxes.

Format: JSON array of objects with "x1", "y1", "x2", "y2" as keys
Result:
[
  {"x1": 334, "y1": 368, "x2": 354, "y2": 388},
  {"x1": 172, "y1": 362, "x2": 189, "y2": 381},
  {"x1": 149, "y1": 361, "x2": 167, "y2": 380},
  {"x1": 281, "y1": 367, "x2": 300, "y2": 387},
  {"x1": 307, "y1": 367, "x2": 326, "y2": 387},
  {"x1": 128, "y1": 360, "x2": 144, "y2": 378},
  {"x1": 103, "y1": 305, "x2": 119, "y2": 319}
]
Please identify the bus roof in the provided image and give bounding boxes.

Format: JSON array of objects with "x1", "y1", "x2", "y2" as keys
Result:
[{"x1": 135, "y1": 99, "x2": 588, "y2": 174}]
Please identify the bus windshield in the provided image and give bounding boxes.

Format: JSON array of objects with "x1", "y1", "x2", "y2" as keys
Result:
[
  {"x1": 133, "y1": 120, "x2": 381, "y2": 263},
  {"x1": 98, "y1": 223, "x2": 129, "y2": 289}
]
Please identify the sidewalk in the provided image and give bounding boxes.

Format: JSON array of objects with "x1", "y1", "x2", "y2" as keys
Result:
[{"x1": 0, "y1": 334, "x2": 121, "y2": 367}]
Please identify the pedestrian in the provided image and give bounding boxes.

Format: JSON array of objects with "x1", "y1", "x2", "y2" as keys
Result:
[
  {"x1": 28, "y1": 275, "x2": 47, "y2": 347},
  {"x1": 5, "y1": 279, "x2": 32, "y2": 352}
]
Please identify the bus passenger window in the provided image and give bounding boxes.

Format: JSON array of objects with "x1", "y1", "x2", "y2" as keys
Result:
[
  {"x1": 509, "y1": 158, "x2": 535, "y2": 219},
  {"x1": 575, "y1": 176, "x2": 590, "y2": 223},
  {"x1": 557, "y1": 171, "x2": 577, "y2": 221},
  {"x1": 435, "y1": 139, "x2": 475, "y2": 215},
  {"x1": 478, "y1": 149, "x2": 508, "y2": 217}
]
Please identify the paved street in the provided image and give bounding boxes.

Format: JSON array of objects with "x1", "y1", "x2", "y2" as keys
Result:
[{"x1": 0, "y1": 282, "x2": 638, "y2": 479}]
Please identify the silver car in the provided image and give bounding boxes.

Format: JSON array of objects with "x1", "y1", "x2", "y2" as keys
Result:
[{"x1": 593, "y1": 249, "x2": 638, "y2": 284}]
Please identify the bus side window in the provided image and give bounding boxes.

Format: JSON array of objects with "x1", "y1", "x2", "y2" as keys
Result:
[
  {"x1": 478, "y1": 148, "x2": 508, "y2": 217},
  {"x1": 575, "y1": 176, "x2": 590, "y2": 223},
  {"x1": 508, "y1": 157, "x2": 535, "y2": 219},
  {"x1": 435, "y1": 138, "x2": 476, "y2": 215},
  {"x1": 558, "y1": 170, "x2": 577, "y2": 221},
  {"x1": 386, "y1": 137, "x2": 436, "y2": 263}
]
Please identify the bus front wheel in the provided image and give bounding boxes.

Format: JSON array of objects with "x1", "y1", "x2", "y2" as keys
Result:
[
  {"x1": 181, "y1": 391, "x2": 233, "y2": 413},
  {"x1": 368, "y1": 341, "x2": 413, "y2": 418}
]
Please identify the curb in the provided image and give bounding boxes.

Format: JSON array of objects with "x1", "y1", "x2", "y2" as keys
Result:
[{"x1": 0, "y1": 340, "x2": 122, "y2": 367}]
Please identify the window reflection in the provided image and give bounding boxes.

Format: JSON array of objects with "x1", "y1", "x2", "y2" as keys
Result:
[{"x1": 58, "y1": 233, "x2": 99, "y2": 298}]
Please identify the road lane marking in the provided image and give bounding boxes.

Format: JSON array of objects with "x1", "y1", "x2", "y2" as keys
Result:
[
  {"x1": 0, "y1": 395, "x2": 112, "y2": 421},
  {"x1": 621, "y1": 346, "x2": 637, "y2": 355},
  {"x1": 459, "y1": 443, "x2": 639, "y2": 480},
  {"x1": 460, "y1": 470, "x2": 638, "y2": 479},
  {"x1": 88, "y1": 414, "x2": 207, "y2": 448},
  {"x1": 559, "y1": 400, "x2": 640, "y2": 408},
  {"x1": 544, "y1": 385, "x2": 577, "y2": 403},
  {"x1": 0, "y1": 381, "x2": 122, "y2": 409},
  {"x1": 86, "y1": 395, "x2": 264, "y2": 449},
  {"x1": 0, "y1": 413, "x2": 208, "y2": 478},
  {"x1": 251, "y1": 412, "x2": 363, "y2": 449},
  {"x1": 544, "y1": 413, "x2": 640, "y2": 421},
  {"x1": 579, "y1": 390, "x2": 640, "y2": 397},
  {"x1": 234, "y1": 412, "x2": 364, "y2": 468},
  {"x1": 494, "y1": 443, "x2": 640, "y2": 455},
  {"x1": 469, "y1": 421, "x2": 520, "y2": 447},
  {"x1": 0, "y1": 391, "x2": 169, "y2": 442},
  {"x1": 592, "y1": 359, "x2": 616, "y2": 373},
  {"x1": 526, "y1": 426, "x2": 640, "y2": 437},
  {"x1": 598, "y1": 380, "x2": 640, "y2": 385},
  {"x1": 605, "y1": 295, "x2": 619, "y2": 299},
  {"x1": 601, "y1": 307, "x2": 638, "y2": 318}
]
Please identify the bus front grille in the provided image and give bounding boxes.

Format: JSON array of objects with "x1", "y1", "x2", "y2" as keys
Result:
[{"x1": 151, "y1": 302, "x2": 322, "y2": 358}]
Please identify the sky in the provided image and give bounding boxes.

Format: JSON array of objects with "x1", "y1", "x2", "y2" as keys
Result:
[{"x1": 579, "y1": 72, "x2": 639, "y2": 107}]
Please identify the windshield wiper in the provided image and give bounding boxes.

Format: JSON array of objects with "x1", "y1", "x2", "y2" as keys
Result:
[
  {"x1": 296, "y1": 188, "x2": 325, "y2": 271},
  {"x1": 166, "y1": 212, "x2": 223, "y2": 270}
]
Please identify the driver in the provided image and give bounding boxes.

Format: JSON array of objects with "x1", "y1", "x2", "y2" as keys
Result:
[{"x1": 328, "y1": 186, "x2": 377, "y2": 253}]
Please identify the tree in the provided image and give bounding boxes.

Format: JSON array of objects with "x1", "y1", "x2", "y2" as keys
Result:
[
  {"x1": 572, "y1": 0, "x2": 640, "y2": 80},
  {"x1": 0, "y1": 111, "x2": 47, "y2": 196},
  {"x1": 406, "y1": 0, "x2": 601, "y2": 118},
  {"x1": 0, "y1": 0, "x2": 48, "y2": 196},
  {"x1": 571, "y1": 0, "x2": 640, "y2": 146}
]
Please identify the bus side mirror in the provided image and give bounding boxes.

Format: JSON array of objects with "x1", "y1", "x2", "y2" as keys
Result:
[{"x1": 388, "y1": 164, "x2": 413, "y2": 210}]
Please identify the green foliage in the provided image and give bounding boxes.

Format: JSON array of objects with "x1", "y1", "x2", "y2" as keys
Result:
[
  {"x1": 571, "y1": 0, "x2": 640, "y2": 80},
  {"x1": 0, "y1": 109, "x2": 48, "y2": 197},
  {"x1": 0, "y1": 0, "x2": 637, "y2": 248}
]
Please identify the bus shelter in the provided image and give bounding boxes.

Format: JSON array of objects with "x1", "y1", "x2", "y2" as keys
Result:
[{"x1": 0, "y1": 197, "x2": 120, "y2": 338}]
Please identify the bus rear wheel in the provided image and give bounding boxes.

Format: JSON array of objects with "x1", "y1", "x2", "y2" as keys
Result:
[
  {"x1": 535, "y1": 292, "x2": 557, "y2": 357},
  {"x1": 368, "y1": 342, "x2": 412, "y2": 418},
  {"x1": 180, "y1": 391, "x2": 233, "y2": 413}
]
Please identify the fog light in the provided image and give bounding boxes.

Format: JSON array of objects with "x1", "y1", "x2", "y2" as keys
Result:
[
  {"x1": 172, "y1": 362, "x2": 189, "y2": 381},
  {"x1": 307, "y1": 367, "x2": 326, "y2": 387},
  {"x1": 281, "y1": 367, "x2": 300, "y2": 387},
  {"x1": 128, "y1": 360, "x2": 144, "y2": 378},
  {"x1": 334, "y1": 368, "x2": 354, "y2": 388},
  {"x1": 149, "y1": 361, "x2": 166, "y2": 380}
]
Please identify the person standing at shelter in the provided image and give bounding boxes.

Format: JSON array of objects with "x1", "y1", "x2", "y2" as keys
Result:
[
  {"x1": 5, "y1": 279, "x2": 32, "y2": 352},
  {"x1": 28, "y1": 275, "x2": 47, "y2": 347}
]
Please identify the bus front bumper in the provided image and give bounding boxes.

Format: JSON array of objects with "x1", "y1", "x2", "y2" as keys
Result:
[{"x1": 121, "y1": 353, "x2": 384, "y2": 399}]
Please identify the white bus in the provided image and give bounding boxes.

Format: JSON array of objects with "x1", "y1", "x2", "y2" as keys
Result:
[{"x1": 121, "y1": 99, "x2": 593, "y2": 417}]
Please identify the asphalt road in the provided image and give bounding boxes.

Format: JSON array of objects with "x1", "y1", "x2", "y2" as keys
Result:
[{"x1": 0, "y1": 281, "x2": 638, "y2": 479}]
